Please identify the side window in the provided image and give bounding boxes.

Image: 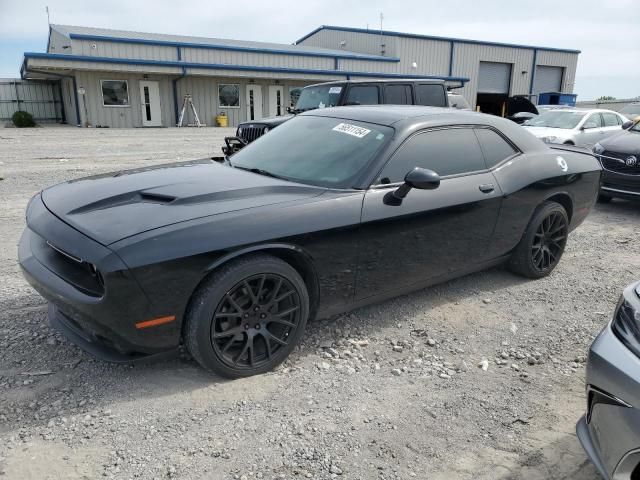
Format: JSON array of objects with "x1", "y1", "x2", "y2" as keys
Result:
[
  {"x1": 384, "y1": 84, "x2": 413, "y2": 105},
  {"x1": 377, "y1": 129, "x2": 486, "y2": 184},
  {"x1": 474, "y1": 128, "x2": 518, "y2": 168},
  {"x1": 415, "y1": 84, "x2": 447, "y2": 107},
  {"x1": 585, "y1": 113, "x2": 603, "y2": 128},
  {"x1": 602, "y1": 112, "x2": 620, "y2": 127},
  {"x1": 345, "y1": 85, "x2": 379, "y2": 105}
]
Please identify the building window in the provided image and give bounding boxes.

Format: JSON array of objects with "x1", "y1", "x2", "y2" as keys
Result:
[
  {"x1": 101, "y1": 80, "x2": 129, "y2": 106},
  {"x1": 219, "y1": 84, "x2": 240, "y2": 108}
]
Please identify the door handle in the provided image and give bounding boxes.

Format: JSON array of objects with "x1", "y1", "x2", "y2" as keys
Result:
[{"x1": 479, "y1": 184, "x2": 495, "y2": 193}]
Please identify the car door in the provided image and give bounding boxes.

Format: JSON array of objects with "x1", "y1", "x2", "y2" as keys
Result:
[
  {"x1": 355, "y1": 127, "x2": 504, "y2": 300},
  {"x1": 578, "y1": 113, "x2": 604, "y2": 147}
]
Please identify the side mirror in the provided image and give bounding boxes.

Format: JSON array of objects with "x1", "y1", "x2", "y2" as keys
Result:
[
  {"x1": 286, "y1": 106, "x2": 293, "y2": 114},
  {"x1": 581, "y1": 122, "x2": 597, "y2": 130},
  {"x1": 622, "y1": 120, "x2": 634, "y2": 130},
  {"x1": 384, "y1": 167, "x2": 440, "y2": 205}
]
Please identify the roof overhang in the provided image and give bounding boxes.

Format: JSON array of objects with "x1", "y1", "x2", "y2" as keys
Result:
[{"x1": 22, "y1": 53, "x2": 470, "y2": 83}]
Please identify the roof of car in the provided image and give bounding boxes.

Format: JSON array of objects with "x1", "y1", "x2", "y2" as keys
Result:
[
  {"x1": 306, "y1": 78, "x2": 446, "y2": 88},
  {"x1": 301, "y1": 105, "x2": 548, "y2": 152}
]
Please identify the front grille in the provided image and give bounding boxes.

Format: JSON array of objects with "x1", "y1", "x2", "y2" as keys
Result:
[
  {"x1": 238, "y1": 126, "x2": 265, "y2": 143},
  {"x1": 599, "y1": 151, "x2": 640, "y2": 175}
]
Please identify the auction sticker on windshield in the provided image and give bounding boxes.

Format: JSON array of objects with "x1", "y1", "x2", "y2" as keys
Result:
[
  {"x1": 332, "y1": 123, "x2": 371, "y2": 138},
  {"x1": 328, "y1": 86, "x2": 342, "y2": 94}
]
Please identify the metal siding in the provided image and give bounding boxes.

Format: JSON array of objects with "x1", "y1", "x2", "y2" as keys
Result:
[
  {"x1": 73, "y1": 71, "x2": 173, "y2": 128},
  {"x1": 535, "y1": 50, "x2": 577, "y2": 93},
  {"x1": 180, "y1": 47, "x2": 334, "y2": 71},
  {"x1": 48, "y1": 29, "x2": 70, "y2": 53},
  {"x1": 300, "y1": 28, "x2": 399, "y2": 57},
  {"x1": 72, "y1": 39, "x2": 178, "y2": 61}
]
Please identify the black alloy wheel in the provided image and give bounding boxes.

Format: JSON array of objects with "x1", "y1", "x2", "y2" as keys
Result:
[
  {"x1": 185, "y1": 254, "x2": 309, "y2": 378},
  {"x1": 212, "y1": 274, "x2": 301, "y2": 369},
  {"x1": 508, "y1": 201, "x2": 569, "y2": 279},
  {"x1": 530, "y1": 211, "x2": 568, "y2": 273}
]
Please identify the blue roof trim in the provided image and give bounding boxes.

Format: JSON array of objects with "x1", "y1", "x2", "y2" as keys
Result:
[
  {"x1": 296, "y1": 25, "x2": 581, "y2": 54},
  {"x1": 23, "y1": 52, "x2": 469, "y2": 82},
  {"x1": 68, "y1": 33, "x2": 401, "y2": 63}
]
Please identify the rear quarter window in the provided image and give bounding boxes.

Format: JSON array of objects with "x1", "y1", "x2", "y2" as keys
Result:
[{"x1": 474, "y1": 128, "x2": 518, "y2": 168}]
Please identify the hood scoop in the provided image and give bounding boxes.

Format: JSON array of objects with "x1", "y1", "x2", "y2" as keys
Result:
[{"x1": 68, "y1": 190, "x2": 176, "y2": 215}]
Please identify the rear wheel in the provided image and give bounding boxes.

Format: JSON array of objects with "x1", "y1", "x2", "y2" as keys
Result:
[
  {"x1": 185, "y1": 254, "x2": 309, "y2": 378},
  {"x1": 508, "y1": 201, "x2": 569, "y2": 279}
]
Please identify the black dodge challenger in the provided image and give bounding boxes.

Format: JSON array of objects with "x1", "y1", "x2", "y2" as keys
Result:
[{"x1": 19, "y1": 106, "x2": 601, "y2": 378}]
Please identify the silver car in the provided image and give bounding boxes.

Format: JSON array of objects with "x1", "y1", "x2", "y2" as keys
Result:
[
  {"x1": 577, "y1": 281, "x2": 640, "y2": 480},
  {"x1": 523, "y1": 109, "x2": 628, "y2": 147}
]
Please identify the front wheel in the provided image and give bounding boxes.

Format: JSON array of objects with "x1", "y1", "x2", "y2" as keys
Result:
[
  {"x1": 184, "y1": 254, "x2": 309, "y2": 378},
  {"x1": 508, "y1": 201, "x2": 569, "y2": 279}
]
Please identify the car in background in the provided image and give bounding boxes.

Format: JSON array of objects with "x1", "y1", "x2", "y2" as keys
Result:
[
  {"x1": 20, "y1": 106, "x2": 601, "y2": 378},
  {"x1": 523, "y1": 109, "x2": 629, "y2": 147},
  {"x1": 577, "y1": 280, "x2": 640, "y2": 480},
  {"x1": 620, "y1": 102, "x2": 640, "y2": 121},
  {"x1": 228, "y1": 79, "x2": 450, "y2": 151},
  {"x1": 508, "y1": 111, "x2": 537, "y2": 124},
  {"x1": 593, "y1": 119, "x2": 640, "y2": 203}
]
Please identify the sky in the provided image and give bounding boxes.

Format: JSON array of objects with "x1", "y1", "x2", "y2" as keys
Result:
[{"x1": 1, "y1": 0, "x2": 638, "y2": 101}]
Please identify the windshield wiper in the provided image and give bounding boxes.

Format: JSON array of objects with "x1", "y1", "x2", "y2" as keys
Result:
[{"x1": 233, "y1": 165, "x2": 289, "y2": 181}]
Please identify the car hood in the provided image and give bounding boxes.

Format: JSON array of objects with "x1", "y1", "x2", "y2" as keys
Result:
[
  {"x1": 600, "y1": 130, "x2": 640, "y2": 155},
  {"x1": 239, "y1": 115, "x2": 294, "y2": 128},
  {"x1": 522, "y1": 126, "x2": 571, "y2": 138},
  {"x1": 40, "y1": 159, "x2": 324, "y2": 245}
]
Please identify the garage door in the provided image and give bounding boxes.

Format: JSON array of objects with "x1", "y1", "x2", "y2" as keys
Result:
[
  {"x1": 533, "y1": 66, "x2": 563, "y2": 94},
  {"x1": 478, "y1": 61, "x2": 512, "y2": 94}
]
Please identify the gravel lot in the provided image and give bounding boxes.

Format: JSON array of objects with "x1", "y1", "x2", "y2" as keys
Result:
[{"x1": 1, "y1": 126, "x2": 639, "y2": 480}]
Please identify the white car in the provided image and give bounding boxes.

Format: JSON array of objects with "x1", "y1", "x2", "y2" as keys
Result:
[{"x1": 522, "y1": 109, "x2": 628, "y2": 147}]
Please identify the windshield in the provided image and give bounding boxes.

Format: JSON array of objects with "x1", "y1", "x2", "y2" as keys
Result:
[
  {"x1": 524, "y1": 111, "x2": 586, "y2": 129},
  {"x1": 294, "y1": 85, "x2": 343, "y2": 111},
  {"x1": 621, "y1": 104, "x2": 640, "y2": 116},
  {"x1": 230, "y1": 116, "x2": 392, "y2": 188}
]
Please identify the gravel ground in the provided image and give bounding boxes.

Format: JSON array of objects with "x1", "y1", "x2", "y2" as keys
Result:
[{"x1": 1, "y1": 126, "x2": 639, "y2": 480}]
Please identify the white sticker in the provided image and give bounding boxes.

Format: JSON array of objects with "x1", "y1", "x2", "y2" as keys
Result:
[
  {"x1": 318, "y1": 102, "x2": 325, "y2": 109},
  {"x1": 332, "y1": 123, "x2": 371, "y2": 138},
  {"x1": 328, "y1": 86, "x2": 342, "y2": 95}
]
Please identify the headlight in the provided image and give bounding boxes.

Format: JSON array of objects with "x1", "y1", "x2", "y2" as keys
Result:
[
  {"x1": 612, "y1": 290, "x2": 640, "y2": 358},
  {"x1": 541, "y1": 136, "x2": 558, "y2": 143},
  {"x1": 593, "y1": 142, "x2": 605, "y2": 154},
  {"x1": 263, "y1": 126, "x2": 270, "y2": 133}
]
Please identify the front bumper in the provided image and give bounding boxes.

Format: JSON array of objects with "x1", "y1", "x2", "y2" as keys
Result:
[
  {"x1": 578, "y1": 286, "x2": 640, "y2": 479},
  {"x1": 19, "y1": 195, "x2": 180, "y2": 361},
  {"x1": 598, "y1": 157, "x2": 640, "y2": 200}
]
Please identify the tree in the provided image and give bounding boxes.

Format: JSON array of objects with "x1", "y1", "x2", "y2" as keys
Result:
[{"x1": 596, "y1": 96, "x2": 616, "y2": 101}]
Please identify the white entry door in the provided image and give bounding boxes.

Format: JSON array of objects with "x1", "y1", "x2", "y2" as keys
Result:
[
  {"x1": 245, "y1": 84, "x2": 263, "y2": 121},
  {"x1": 139, "y1": 81, "x2": 162, "y2": 126},
  {"x1": 268, "y1": 85, "x2": 285, "y2": 117}
]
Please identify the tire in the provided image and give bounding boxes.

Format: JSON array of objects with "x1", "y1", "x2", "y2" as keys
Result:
[
  {"x1": 508, "y1": 201, "x2": 569, "y2": 279},
  {"x1": 184, "y1": 254, "x2": 309, "y2": 378},
  {"x1": 597, "y1": 194, "x2": 612, "y2": 203},
  {"x1": 563, "y1": 141, "x2": 575, "y2": 145}
]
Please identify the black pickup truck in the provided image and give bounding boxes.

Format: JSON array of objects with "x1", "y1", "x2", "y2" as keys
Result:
[{"x1": 222, "y1": 79, "x2": 452, "y2": 155}]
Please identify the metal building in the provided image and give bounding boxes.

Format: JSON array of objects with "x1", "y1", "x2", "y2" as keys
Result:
[
  {"x1": 296, "y1": 26, "x2": 580, "y2": 115},
  {"x1": 19, "y1": 24, "x2": 579, "y2": 128}
]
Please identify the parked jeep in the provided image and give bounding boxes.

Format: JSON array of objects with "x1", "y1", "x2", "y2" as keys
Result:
[{"x1": 222, "y1": 79, "x2": 455, "y2": 154}]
